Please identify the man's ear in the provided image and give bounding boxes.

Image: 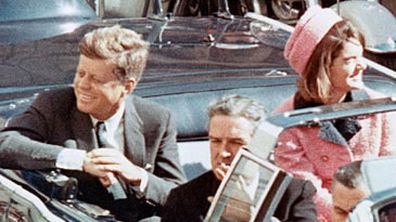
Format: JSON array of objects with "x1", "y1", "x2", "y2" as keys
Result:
[{"x1": 123, "y1": 78, "x2": 136, "y2": 94}]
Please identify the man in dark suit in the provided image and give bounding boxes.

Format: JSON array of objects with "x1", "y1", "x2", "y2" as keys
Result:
[
  {"x1": 0, "y1": 25, "x2": 186, "y2": 221},
  {"x1": 161, "y1": 94, "x2": 318, "y2": 222}
]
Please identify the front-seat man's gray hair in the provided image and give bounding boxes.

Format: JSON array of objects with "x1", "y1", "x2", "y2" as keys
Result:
[{"x1": 208, "y1": 94, "x2": 266, "y2": 129}]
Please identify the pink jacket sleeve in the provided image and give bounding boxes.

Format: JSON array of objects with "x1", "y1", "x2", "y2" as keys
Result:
[
  {"x1": 365, "y1": 87, "x2": 396, "y2": 156},
  {"x1": 380, "y1": 111, "x2": 396, "y2": 156}
]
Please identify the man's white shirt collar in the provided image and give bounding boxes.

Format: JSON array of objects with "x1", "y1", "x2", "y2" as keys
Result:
[{"x1": 91, "y1": 101, "x2": 125, "y2": 134}]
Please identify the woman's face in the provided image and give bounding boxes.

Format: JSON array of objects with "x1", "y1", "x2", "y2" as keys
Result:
[{"x1": 329, "y1": 39, "x2": 366, "y2": 94}]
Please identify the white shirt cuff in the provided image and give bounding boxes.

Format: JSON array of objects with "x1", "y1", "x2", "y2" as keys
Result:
[
  {"x1": 132, "y1": 168, "x2": 148, "y2": 196},
  {"x1": 56, "y1": 149, "x2": 86, "y2": 171}
]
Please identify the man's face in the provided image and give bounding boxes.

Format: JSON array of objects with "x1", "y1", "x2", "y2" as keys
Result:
[
  {"x1": 74, "y1": 55, "x2": 134, "y2": 120},
  {"x1": 332, "y1": 181, "x2": 369, "y2": 222},
  {"x1": 209, "y1": 115, "x2": 254, "y2": 181}
]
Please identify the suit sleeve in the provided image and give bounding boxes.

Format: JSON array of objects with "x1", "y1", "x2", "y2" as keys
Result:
[
  {"x1": 141, "y1": 110, "x2": 187, "y2": 205},
  {"x1": 160, "y1": 187, "x2": 186, "y2": 222},
  {"x1": 0, "y1": 91, "x2": 64, "y2": 169},
  {"x1": 160, "y1": 172, "x2": 211, "y2": 222},
  {"x1": 289, "y1": 180, "x2": 319, "y2": 222}
]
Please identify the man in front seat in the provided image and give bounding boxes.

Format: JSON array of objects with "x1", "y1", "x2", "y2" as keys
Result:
[{"x1": 160, "y1": 94, "x2": 318, "y2": 221}]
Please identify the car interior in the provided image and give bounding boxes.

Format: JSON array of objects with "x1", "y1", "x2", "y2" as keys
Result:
[{"x1": 146, "y1": 75, "x2": 396, "y2": 180}]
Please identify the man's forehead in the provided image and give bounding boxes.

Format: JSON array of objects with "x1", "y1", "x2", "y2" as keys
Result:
[
  {"x1": 209, "y1": 116, "x2": 254, "y2": 140},
  {"x1": 208, "y1": 127, "x2": 252, "y2": 139},
  {"x1": 78, "y1": 55, "x2": 116, "y2": 67},
  {"x1": 333, "y1": 182, "x2": 368, "y2": 211},
  {"x1": 77, "y1": 55, "x2": 119, "y2": 78},
  {"x1": 208, "y1": 134, "x2": 249, "y2": 141},
  {"x1": 209, "y1": 115, "x2": 254, "y2": 129}
]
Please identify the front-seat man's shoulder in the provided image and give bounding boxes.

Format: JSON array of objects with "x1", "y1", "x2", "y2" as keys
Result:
[
  {"x1": 161, "y1": 171, "x2": 219, "y2": 222},
  {"x1": 274, "y1": 178, "x2": 318, "y2": 222}
]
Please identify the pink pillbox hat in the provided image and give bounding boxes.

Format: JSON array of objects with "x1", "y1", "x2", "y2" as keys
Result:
[{"x1": 284, "y1": 6, "x2": 342, "y2": 75}]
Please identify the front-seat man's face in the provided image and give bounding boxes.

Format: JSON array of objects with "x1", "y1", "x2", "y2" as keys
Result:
[
  {"x1": 332, "y1": 181, "x2": 369, "y2": 222},
  {"x1": 209, "y1": 115, "x2": 254, "y2": 181}
]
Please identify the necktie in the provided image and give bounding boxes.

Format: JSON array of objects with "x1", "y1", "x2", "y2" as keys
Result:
[
  {"x1": 95, "y1": 121, "x2": 127, "y2": 200},
  {"x1": 96, "y1": 121, "x2": 109, "y2": 148}
]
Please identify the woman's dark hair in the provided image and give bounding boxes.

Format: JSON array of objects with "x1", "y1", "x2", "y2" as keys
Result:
[{"x1": 297, "y1": 20, "x2": 365, "y2": 104}]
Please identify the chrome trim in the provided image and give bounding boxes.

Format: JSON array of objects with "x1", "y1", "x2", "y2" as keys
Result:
[{"x1": 0, "y1": 175, "x2": 64, "y2": 221}]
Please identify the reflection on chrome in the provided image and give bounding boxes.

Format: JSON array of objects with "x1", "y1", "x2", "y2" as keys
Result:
[
  {"x1": 56, "y1": 1, "x2": 80, "y2": 16},
  {"x1": 59, "y1": 23, "x2": 80, "y2": 34},
  {"x1": 0, "y1": 175, "x2": 64, "y2": 222}
]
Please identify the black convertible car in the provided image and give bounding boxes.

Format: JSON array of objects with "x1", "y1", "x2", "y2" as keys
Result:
[{"x1": 1, "y1": 0, "x2": 396, "y2": 221}]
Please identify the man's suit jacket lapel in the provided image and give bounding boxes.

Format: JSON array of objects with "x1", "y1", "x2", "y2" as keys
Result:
[
  {"x1": 71, "y1": 107, "x2": 98, "y2": 152},
  {"x1": 124, "y1": 96, "x2": 146, "y2": 167}
]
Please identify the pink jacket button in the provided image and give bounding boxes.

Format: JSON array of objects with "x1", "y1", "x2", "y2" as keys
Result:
[{"x1": 321, "y1": 155, "x2": 329, "y2": 162}]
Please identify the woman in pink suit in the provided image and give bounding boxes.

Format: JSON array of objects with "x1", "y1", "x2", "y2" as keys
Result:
[{"x1": 273, "y1": 6, "x2": 396, "y2": 222}]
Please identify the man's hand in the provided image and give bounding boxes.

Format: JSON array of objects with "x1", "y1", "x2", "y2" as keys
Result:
[
  {"x1": 213, "y1": 162, "x2": 230, "y2": 181},
  {"x1": 83, "y1": 148, "x2": 144, "y2": 186},
  {"x1": 98, "y1": 173, "x2": 119, "y2": 187},
  {"x1": 83, "y1": 151, "x2": 108, "y2": 178}
]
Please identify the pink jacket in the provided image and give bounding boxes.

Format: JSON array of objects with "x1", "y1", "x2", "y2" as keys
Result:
[{"x1": 273, "y1": 88, "x2": 396, "y2": 222}]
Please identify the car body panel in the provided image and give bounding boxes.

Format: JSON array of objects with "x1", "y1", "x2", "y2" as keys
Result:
[{"x1": 0, "y1": 0, "x2": 97, "y2": 44}]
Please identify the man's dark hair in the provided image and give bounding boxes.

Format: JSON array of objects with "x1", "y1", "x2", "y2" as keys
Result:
[{"x1": 332, "y1": 160, "x2": 364, "y2": 189}]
